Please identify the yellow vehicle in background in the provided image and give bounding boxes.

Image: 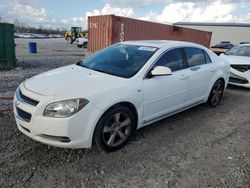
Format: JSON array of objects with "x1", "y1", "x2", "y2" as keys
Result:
[{"x1": 64, "y1": 27, "x2": 86, "y2": 44}]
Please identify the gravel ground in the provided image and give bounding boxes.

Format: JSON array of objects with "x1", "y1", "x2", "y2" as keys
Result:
[{"x1": 1, "y1": 39, "x2": 250, "y2": 188}]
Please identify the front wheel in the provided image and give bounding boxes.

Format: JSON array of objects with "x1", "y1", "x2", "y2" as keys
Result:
[
  {"x1": 208, "y1": 79, "x2": 224, "y2": 107},
  {"x1": 94, "y1": 106, "x2": 136, "y2": 152}
]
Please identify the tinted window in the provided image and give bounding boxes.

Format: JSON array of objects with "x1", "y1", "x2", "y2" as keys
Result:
[
  {"x1": 79, "y1": 44, "x2": 157, "y2": 78},
  {"x1": 203, "y1": 50, "x2": 212, "y2": 63},
  {"x1": 154, "y1": 48, "x2": 185, "y2": 71},
  {"x1": 185, "y1": 47, "x2": 206, "y2": 67},
  {"x1": 225, "y1": 46, "x2": 250, "y2": 57}
]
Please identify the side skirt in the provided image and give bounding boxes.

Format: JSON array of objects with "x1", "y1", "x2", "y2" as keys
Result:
[{"x1": 142, "y1": 100, "x2": 205, "y2": 126}]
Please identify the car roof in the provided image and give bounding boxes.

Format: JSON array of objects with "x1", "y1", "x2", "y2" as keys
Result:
[
  {"x1": 121, "y1": 40, "x2": 203, "y2": 49},
  {"x1": 239, "y1": 43, "x2": 250, "y2": 47}
]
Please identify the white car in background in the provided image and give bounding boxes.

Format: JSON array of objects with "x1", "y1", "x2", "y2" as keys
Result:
[
  {"x1": 13, "y1": 40, "x2": 229, "y2": 152},
  {"x1": 75, "y1": 37, "x2": 88, "y2": 48},
  {"x1": 220, "y1": 44, "x2": 250, "y2": 88}
]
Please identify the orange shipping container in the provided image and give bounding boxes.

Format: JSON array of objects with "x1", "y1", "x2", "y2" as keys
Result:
[{"x1": 88, "y1": 15, "x2": 212, "y2": 53}]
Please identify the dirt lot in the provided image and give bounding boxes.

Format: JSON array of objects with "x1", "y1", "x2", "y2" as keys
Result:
[{"x1": 1, "y1": 39, "x2": 250, "y2": 188}]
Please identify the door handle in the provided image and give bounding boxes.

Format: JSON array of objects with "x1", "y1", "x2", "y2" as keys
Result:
[
  {"x1": 190, "y1": 66, "x2": 200, "y2": 71},
  {"x1": 180, "y1": 74, "x2": 189, "y2": 80},
  {"x1": 210, "y1": 67, "x2": 215, "y2": 72}
]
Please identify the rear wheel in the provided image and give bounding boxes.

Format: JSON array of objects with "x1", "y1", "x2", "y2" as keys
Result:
[
  {"x1": 83, "y1": 42, "x2": 88, "y2": 48},
  {"x1": 66, "y1": 37, "x2": 73, "y2": 44},
  {"x1": 208, "y1": 79, "x2": 224, "y2": 107},
  {"x1": 94, "y1": 106, "x2": 136, "y2": 152}
]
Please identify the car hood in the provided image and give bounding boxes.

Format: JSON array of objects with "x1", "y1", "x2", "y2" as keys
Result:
[
  {"x1": 220, "y1": 54, "x2": 250, "y2": 65},
  {"x1": 24, "y1": 64, "x2": 126, "y2": 96}
]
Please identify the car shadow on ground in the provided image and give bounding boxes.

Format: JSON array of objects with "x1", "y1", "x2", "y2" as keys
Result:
[{"x1": 227, "y1": 84, "x2": 250, "y2": 91}]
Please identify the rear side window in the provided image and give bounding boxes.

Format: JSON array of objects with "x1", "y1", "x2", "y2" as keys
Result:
[
  {"x1": 185, "y1": 47, "x2": 206, "y2": 67},
  {"x1": 154, "y1": 48, "x2": 185, "y2": 72},
  {"x1": 203, "y1": 51, "x2": 212, "y2": 63}
]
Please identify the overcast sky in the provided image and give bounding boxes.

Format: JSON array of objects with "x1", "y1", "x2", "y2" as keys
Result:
[{"x1": 0, "y1": 0, "x2": 250, "y2": 29}]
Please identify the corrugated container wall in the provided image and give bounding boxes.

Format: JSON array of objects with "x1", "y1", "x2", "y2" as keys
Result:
[{"x1": 88, "y1": 15, "x2": 212, "y2": 53}]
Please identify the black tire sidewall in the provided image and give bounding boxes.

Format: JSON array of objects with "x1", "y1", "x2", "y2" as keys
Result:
[
  {"x1": 67, "y1": 37, "x2": 72, "y2": 44},
  {"x1": 83, "y1": 42, "x2": 88, "y2": 48},
  {"x1": 94, "y1": 106, "x2": 136, "y2": 152},
  {"x1": 208, "y1": 79, "x2": 224, "y2": 107}
]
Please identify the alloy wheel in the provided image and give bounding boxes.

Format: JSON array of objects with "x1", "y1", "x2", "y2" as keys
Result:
[
  {"x1": 102, "y1": 112, "x2": 131, "y2": 147},
  {"x1": 209, "y1": 80, "x2": 224, "y2": 107}
]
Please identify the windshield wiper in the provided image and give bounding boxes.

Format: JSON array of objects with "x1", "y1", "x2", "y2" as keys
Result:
[
  {"x1": 91, "y1": 67, "x2": 107, "y2": 74},
  {"x1": 77, "y1": 61, "x2": 87, "y2": 67},
  {"x1": 77, "y1": 63, "x2": 124, "y2": 77},
  {"x1": 76, "y1": 62, "x2": 107, "y2": 74}
]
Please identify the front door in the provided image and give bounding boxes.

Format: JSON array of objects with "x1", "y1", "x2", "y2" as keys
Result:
[{"x1": 143, "y1": 48, "x2": 189, "y2": 124}]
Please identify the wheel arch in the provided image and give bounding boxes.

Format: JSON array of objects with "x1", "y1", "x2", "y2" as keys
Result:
[
  {"x1": 207, "y1": 77, "x2": 225, "y2": 107},
  {"x1": 100, "y1": 101, "x2": 138, "y2": 127},
  {"x1": 91, "y1": 101, "x2": 139, "y2": 146},
  {"x1": 83, "y1": 41, "x2": 88, "y2": 48},
  {"x1": 217, "y1": 77, "x2": 225, "y2": 87},
  {"x1": 207, "y1": 70, "x2": 227, "y2": 93},
  {"x1": 206, "y1": 76, "x2": 226, "y2": 101}
]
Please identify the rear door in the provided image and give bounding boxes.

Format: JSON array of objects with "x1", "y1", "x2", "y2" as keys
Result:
[{"x1": 184, "y1": 47, "x2": 216, "y2": 103}]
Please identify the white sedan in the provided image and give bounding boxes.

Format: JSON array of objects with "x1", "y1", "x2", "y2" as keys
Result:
[
  {"x1": 13, "y1": 40, "x2": 230, "y2": 152},
  {"x1": 75, "y1": 37, "x2": 88, "y2": 48},
  {"x1": 220, "y1": 44, "x2": 250, "y2": 88}
]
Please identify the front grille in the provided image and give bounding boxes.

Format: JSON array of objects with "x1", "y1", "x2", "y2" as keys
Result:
[
  {"x1": 16, "y1": 89, "x2": 39, "y2": 106},
  {"x1": 16, "y1": 107, "x2": 32, "y2": 122},
  {"x1": 229, "y1": 77, "x2": 249, "y2": 84},
  {"x1": 231, "y1": 65, "x2": 250, "y2": 72}
]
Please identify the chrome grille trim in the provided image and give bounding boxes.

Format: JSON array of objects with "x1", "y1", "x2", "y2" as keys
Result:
[{"x1": 16, "y1": 88, "x2": 39, "y2": 106}]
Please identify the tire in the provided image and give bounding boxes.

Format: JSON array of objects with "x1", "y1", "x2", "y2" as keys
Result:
[
  {"x1": 66, "y1": 37, "x2": 73, "y2": 44},
  {"x1": 208, "y1": 79, "x2": 224, "y2": 107},
  {"x1": 94, "y1": 106, "x2": 136, "y2": 152},
  {"x1": 83, "y1": 42, "x2": 88, "y2": 48}
]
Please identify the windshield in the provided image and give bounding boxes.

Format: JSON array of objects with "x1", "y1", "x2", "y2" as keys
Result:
[
  {"x1": 79, "y1": 44, "x2": 157, "y2": 78},
  {"x1": 225, "y1": 46, "x2": 250, "y2": 57}
]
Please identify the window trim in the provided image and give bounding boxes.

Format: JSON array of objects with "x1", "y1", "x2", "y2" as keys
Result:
[
  {"x1": 144, "y1": 47, "x2": 188, "y2": 79},
  {"x1": 202, "y1": 50, "x2": 212, "y2": 64}
]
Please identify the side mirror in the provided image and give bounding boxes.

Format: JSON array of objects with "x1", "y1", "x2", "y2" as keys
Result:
[{"x1": 151, "y1": 66, "x2": 172, "y2": 76}]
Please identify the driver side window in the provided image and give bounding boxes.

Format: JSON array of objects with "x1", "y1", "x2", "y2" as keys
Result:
[{"x1": 154, "y1": 48, "x2": 185, "y2": 72}]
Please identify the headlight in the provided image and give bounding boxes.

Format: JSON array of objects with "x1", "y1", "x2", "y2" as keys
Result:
[{"x1": 43, "y1": 98, "x2": 89, "y2": 118}]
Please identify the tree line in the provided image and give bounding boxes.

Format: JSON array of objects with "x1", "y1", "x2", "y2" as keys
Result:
[{"x1": 12, "y1": 18, "x2": 67, "y2": 35}]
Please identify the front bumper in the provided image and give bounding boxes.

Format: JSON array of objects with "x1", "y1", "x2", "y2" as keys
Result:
[
  {"x1": 229, "y1": 67, "x2": 250, "y2": 88},
  {"x1": 13, "y1": 83, "x2": 103, "y2": 149}
]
